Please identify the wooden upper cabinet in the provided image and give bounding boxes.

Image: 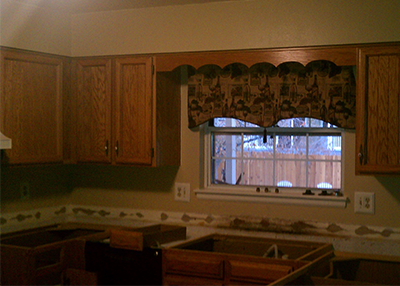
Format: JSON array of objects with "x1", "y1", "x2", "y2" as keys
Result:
[
  {"x1": 0, "y1": 49, "x2": 64, "y2": 164},
  {"x1": 356, "y1": 44, "x2": 400, "y2": 174},
  {"x1": 114, "y1": 57, "x2": 153, "y2": 165},
  {"x1": 75, "y1": 58, "x2": 112, "y2": 163},
  {"x1": 73, "y1": 56, "x2": 177, "y2": 166}
]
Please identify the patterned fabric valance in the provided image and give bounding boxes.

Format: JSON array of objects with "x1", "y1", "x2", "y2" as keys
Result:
[{"x1": 187, "y1": 61, "x2": 356, "y2": 129}]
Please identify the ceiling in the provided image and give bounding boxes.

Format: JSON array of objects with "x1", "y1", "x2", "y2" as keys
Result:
[{"x1": 16, "y1": 0, "x2": 236, "y2": 14}]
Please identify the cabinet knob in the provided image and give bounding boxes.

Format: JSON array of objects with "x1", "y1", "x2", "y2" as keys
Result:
[
  {"x1": 105, "y1": 140, "x2": 109, "y2": 156},
  {"x1": 358, "y1": 145, "x2": 363, "y2": 165}
]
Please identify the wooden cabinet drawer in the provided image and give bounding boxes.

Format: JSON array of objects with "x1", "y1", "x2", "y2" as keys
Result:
[
  {"x1": 228, "y1": 260, "x2": 293, "y2": 283},
  {"x1": 164, "y1": 249, "x2": 224, "y2": 279},
  {"x1": 163, "y1": 274, "x2": 223, "y2": 285}
]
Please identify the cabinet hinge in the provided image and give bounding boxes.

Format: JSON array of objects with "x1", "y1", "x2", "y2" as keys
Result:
[{"x1": 151, "y1": 64, "x2": 155, "y2": 75}]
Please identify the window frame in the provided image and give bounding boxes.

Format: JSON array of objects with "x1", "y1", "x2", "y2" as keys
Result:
[{"x1": 196, "y1": 120, "x2": 348, "y2": 208}]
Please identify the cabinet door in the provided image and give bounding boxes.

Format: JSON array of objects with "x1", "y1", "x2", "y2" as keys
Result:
[
  {"x1": 0, "y1": 50, "x2": 63, "y2": 164},
  {"x1": 356, "y1": 45, "x2": 400, "y2": 174},
  {"x1": 227, "y1": 259, "x2": 293, "y2": 285},
  {"x1": 75, "y1": 58, "x2": 112, "y2": 163},
  {"x1": 114, "y1": 57, "x2": 153, "y2": 165}
]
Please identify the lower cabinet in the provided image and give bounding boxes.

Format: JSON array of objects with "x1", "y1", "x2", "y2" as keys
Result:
[
  {"x1": 162, "y1": 248, "x2": 308, "y2": 285},
  {"x1": 227, "y1": 259, "x2": 294, "y2": 285},
  {"x1": 84, "y1": 241, "x2": 163, "y2": 285},
  {"x1": 0, "y1": 227, "x2": 105, "y2": 285},
  {"x1": 163, "y1": 275, "x2": 223, "y2": 286}
]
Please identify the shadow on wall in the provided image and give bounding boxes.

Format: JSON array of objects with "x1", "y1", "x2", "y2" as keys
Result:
[
  {"x1": 0, "y1": 164, "x2": 179, "y2": 205},
  {"x1": 68, "y1": 165, "x2": 179, "y2": 193},
  {"x1": 0, "y1": 164, "x2": 71, "y2": 203},
  {"x1": 377, "y1": 176, "x2": 400, "y2": 204}
]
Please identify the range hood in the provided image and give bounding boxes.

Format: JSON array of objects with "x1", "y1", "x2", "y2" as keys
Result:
[{"x1": 0, "y1": 132, "x2": 12, "y2": 149}]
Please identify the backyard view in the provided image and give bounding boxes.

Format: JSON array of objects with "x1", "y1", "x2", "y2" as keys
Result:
[{"x1": 211, "y1": 118, "x2": 341, "y2": 190}]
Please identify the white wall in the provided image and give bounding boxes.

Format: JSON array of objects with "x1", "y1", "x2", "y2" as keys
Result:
[
  {"x1": 71, "y1": 0, "x2": 400, "y2": 56},
  {"x1": 0, "y1": 0, "x2": 71, "y2": 55}
]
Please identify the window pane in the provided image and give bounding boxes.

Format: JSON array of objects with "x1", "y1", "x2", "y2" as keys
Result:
[
  {"x1": 212, "y1": 159, "x2": 242, "y2": 185},
  {"x1": 275, "y1": 134, "x2": 307, "y2": 159},
  {"x1": 277, "y1": 118, "x2": 308, "y2": 127},
  {"x1": 308, "y1": 161, "x2": 341, "y2": 189},
  {"x1": 213, "y1": 133, "x2": 242, "y2": 158},
  {"x1": 243, "y1": 134, "x2": 273, "y2": 158},
  {"x1": 309, "y1": 135, "x2": 341, "y2": 160},
  {"x1": 242, "y1": 159, "x2": 274, "y2": 186},
  {"x1": 275, "y1": 160, "x2": 307, "y2": 188}
]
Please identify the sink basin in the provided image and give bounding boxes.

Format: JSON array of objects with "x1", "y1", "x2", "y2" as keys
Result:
[{"x1": 173, "y1": 234, "x2": 328, "y2": 260}]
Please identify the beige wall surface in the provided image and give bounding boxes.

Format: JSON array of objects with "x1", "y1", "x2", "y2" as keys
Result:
[
  {"x1": 1, "y1": 0, "x2": 400, "y2": 229},
  {"x1": 68, "y1": 0, "x2": 400, "y2": 228},
  {"x1": 70, "y1": 0, "x2": 400, "y2": 56},
  {"x1": 0, "y1": 0, "x2": 71, "y2": 55}
]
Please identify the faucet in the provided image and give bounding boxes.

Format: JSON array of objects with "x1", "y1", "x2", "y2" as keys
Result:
[
  {"x1": 262, "y1": 244, "x2": 289, "y2": 259},
  {"x1": 263, "y1": 244, "x2": 278, "y2": 258}
]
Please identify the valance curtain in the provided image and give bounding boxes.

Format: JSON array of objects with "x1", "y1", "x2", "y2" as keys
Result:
[{"x1": 187, "y1": 61, "x2": 356, "y2": 129}]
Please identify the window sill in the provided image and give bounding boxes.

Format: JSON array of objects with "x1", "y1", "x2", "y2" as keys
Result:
[{"x1": 195, "y1": 187, "x2": 348, "y2": 208}]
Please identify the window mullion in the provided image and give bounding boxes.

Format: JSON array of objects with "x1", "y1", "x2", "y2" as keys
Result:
[
  {"x1": 273, "y1": 133, "x2": 276, "y2": 186},
  {"x1": 306, "y1": 132, "x2": 309, "y2": 188}
]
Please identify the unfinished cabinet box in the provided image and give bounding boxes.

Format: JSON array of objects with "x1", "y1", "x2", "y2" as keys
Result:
[
  {"x1": 330, "y1": 255, "x2": 400, "y2": 285},
  {"x1": 0, "y1": 227, "x2": 107, "y2": 285},
  {"x1": 163, "y1": 234, "x2": 333, "y2": 285},
  {"x1": 85, "y1": 224, "x2": 186, "y2": 285},
  {"x1": 292, "y1": 276, "x2": 377, "y2": 285},
  {"x1": 110, "y1": 224, "x2": 186, "y2": 250}
]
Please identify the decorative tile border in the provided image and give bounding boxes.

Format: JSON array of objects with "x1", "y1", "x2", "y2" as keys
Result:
[{"x1": 1, "y1": 204, "x2": 400, "y2": 257}]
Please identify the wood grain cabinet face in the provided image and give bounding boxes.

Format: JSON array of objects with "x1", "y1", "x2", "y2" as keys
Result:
[
  {"x1": 356, "y1": 45, "x2": 400, "y2": 174},
  {"x1": 163, "y1": 275, "x2": 223, "y2": 286},
  {"x1": 75, "y1": 58, "x2": 113, "y2": 164},
  {"x1": 114, "y1": 57, "x2": 153, "y2": 165},
  {"x1": 0, "y1": 50, "x2": 64, "y2": 164},
  {"x1": 74, "y1": 56, "x2": 154, "y2": 166}
]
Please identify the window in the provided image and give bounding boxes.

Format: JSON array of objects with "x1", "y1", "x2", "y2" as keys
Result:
[{"x1": 197, "y1": 117, "x2": 347, "y2": 208}]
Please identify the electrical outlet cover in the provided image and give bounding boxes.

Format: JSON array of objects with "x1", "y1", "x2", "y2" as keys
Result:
[
  {"x1": 174, "y1": 183, "x2": 190, "y2": 202},
  {"x1": 354, "y1": 192, "x2": 375, "y2": 214}
]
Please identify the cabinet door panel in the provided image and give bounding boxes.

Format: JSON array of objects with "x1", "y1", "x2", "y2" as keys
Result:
[
  {"x1": 356, "y1": 46, "x2": 400, "y2": 174},
  {"x1": 228, "y1": 260, "x2": 293, "y2": 284},
  {"x1": 163, "y1": 249, "x2": 224, "y2": 279},
  {"x1": 114, "y1": 57, "x2": 153, "y2": 165},
  {"x1": 75, "y1": 59, "x2": 112, "y2": 163},
  {"x1": 1, "y1": 50, "x2": 63, "y2": 164}
]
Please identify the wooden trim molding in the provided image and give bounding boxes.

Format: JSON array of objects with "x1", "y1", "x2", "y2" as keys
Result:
[{"x1": 156, "y1": 45, "x2": 358, "y2": 72}]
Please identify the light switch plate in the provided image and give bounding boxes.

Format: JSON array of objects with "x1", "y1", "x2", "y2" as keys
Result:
[
  {"x1": 174, "y1": 183, "x2": 190, "y2": 202},
  {"x1": 354, "y1": 192, "x2": 375, "y2": 214}
]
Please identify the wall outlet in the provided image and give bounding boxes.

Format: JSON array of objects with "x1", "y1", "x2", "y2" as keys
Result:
[
  {"x1": 174, "y1": 183, "x2": 190, "y2": 202},
  {"x1": 354, "y1": 192, "x2": 375, "y2": 214},
  {"x1": 20, "y1": 182, "x2": 30, "y2": 200}
]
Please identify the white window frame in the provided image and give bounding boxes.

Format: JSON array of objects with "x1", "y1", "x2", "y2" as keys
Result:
[{"x1": 195, "y1": 122, "x2": 348, "y2": 208}]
